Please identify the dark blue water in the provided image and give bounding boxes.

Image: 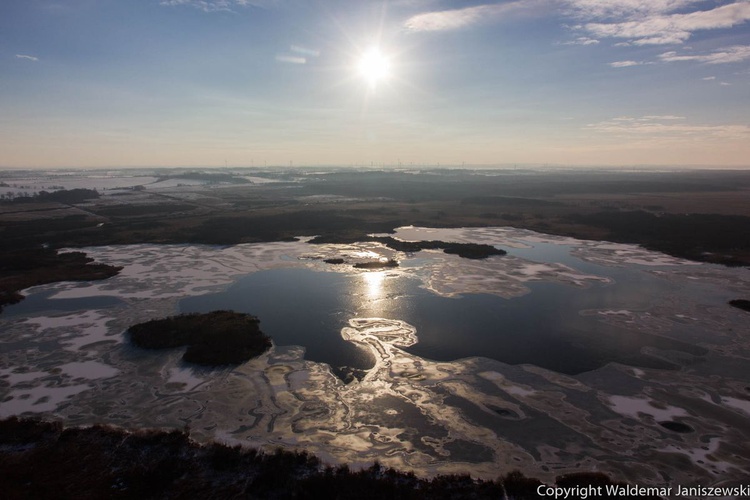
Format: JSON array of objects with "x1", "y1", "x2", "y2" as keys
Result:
[
  {"x1": 184, "y1": 268, "x2": 375, "y2": 371},
  {"x1": 180, "y1": 260, "x2": 707, "y2": 375}
]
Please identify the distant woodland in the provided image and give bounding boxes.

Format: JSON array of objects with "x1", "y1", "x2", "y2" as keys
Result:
[{"x1": 2, "y1": 168, "x2": 749, "y2": 312}]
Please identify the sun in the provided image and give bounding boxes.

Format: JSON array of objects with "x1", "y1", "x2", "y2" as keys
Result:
[{"x1": 358, "y1": 46, "x2": 391, "y2": 88}]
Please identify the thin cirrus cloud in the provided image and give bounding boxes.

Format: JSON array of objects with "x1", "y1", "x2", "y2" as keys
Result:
[
  {"x1": 659, "y1": 45, "x2": 750, "y2": 64},
  {"x1": 609, "y1": 60, "x2": 642, "y2": 67},
  {"x1": 587, "y1": 115, "x2": 750, "y2": 140},
  {"x1": 608, "y1": 115, "x2": 685, "y2": 121},
  {"x1": 159, "y1": 0, "x2": 276, "y2": 12},
  {"x1": 275, "y1": 55, "x2": 307, "y2": 64},
  {"x1": 560, "y1": 36, "x2": 600, "y2": 45},
  {"x1": 403, "y1": 1, "x2": 541, "y2": 32},
  {"x1": 160, "y1": 0, "x2": 234, "y2": 12},
  {"x1": 275, "y1": 45, "x2": 320, "y2": 65},
  {"x1": 15, "y1": 54, "x2": 39, "y2": 62},
  {"x1": 580, "y1": 2, "x2": 750, "y2": 45},
  {"x1": 563, "y1": 0, "x2": 705, "y2": 19}
]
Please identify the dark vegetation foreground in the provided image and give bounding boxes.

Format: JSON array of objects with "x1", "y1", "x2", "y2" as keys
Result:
[{"x1": 0, "y1": 417, "x2": 662, "y2": 499}]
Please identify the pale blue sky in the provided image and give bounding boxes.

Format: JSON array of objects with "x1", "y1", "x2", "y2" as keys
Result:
[{"x1": 2, "y1": 0, "x2": 749, "y2": 168}]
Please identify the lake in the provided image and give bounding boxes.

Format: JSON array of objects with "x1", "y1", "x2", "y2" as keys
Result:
[
  {"x1": 2, "y1": 227, "x2": 749, "y2": 486},
  {"x1": 180, "y1": 260, "x2": 706, "y2": 376}
]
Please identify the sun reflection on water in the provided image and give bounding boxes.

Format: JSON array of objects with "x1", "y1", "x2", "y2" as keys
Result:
[
  {"x1": 350, "y1": 250, "x2": 382, "y2": 259},
  {"x1": 362, "y1": 271, "x2": 386, "y2": 300}
]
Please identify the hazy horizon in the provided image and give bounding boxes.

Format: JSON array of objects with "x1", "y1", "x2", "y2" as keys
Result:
[
  {"x1": 0, "y1": 163, "x2": 750, "y2": 173},
  {"x1": 2, "y1": 163, "x2": 750, "y2": 172},
  {"x1": 2, "y1": 0, "x2": 749, "y2": 169}
]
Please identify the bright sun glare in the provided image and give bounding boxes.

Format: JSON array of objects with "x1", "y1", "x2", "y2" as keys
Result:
[{"x1": 358, "y1": 46, "x2": 391, "y2": 88}]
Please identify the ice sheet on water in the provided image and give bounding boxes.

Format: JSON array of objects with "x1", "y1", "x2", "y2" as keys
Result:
[{"x1": 2, "y1": 227, "x2": 749, "y2": 486}]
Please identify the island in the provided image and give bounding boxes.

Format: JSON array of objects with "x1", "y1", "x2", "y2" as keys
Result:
[
  {"x1": 372, "y1": 236, "x2": 507, "y2": 259},
  {"x1": 729, "y1": 299, "x2": 750, "y2": 312},
  {"x1": 353, "y1": 259, "x2": 399, "y2": 269},
  {"x1": 128, "y1": 311, "x2": 271, "y2": 366},
  {"x1": 311, "y1": 236, "x2": 508, "y2": 260}
]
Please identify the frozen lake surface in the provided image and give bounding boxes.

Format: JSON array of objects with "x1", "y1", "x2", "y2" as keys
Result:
[
  {"x1": 181, "y1": 260, "x2": 706, "y2": 377},
  {"x1": 2, "y1": 226, "x2": 749, "y2": 487}
]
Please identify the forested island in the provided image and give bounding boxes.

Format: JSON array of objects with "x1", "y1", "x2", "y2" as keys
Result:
[
  {"x1": 729, "y1": 299, "x2": 750, "y2": 312},
  {"x1": 372, "y1": 237, "x2": 507, "y2": 259},
  {"x1": 312, "y1": 236, "x2": 507, "y2": 260},
  {"x1": 128, "y1": 311, "x2": 271, "y2": 365},
  {"x1": 353, "y1": 259, "x2": 400, "y2": 269}
]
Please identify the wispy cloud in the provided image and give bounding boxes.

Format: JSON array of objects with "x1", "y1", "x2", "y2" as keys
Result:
[
  {"x1": 275, "y1": 55, "x2": 306, "y2": 64},
  {"x1": 392, "y1": 0, "x2": 442, "y2": 8},
  {"x1": 659, "y1": 45, "x2": 750, "y2": 64},
  {"x1": 564, "y1": 0, "x2": 704, "y2": 20},
  {"x1": 290, "y1": 45, "x2": 320, "y2": 58},
  {"x1": 609, "y1": 60, "x2": 642, "y2": 67},
  {"x1": 587, "y1": 115, "x2": 749, "y2": 141},
  {"x1": 15, "y1": 54, "x2": 39, "y2": 62},
  {"x1": 609, "y1": 115, "x2": 685, "y2": 121},
  {"x1": 561, "y1": 36, "x2": 600, "y2": 45},
  {"x1": 642, "y1": 115, "x2": 685, "y2": 120},
  {"x1": 160, "y1": 0, "x2": 276, "y2": 13},
  {"x1": 161, "y1": 0, "x2": 231, "y2": 12},
  {"x1": 580, "y1": 2, "x2": 750, "y2": 45},
  {"x1": 403, "y1": 1, "x2": 541, "y2": 32},
  {"x1": 275, "y1": 45, "x2": 320, "y2": 65},
  {"x1": 700, "y1": 75, "x2": 731, "y2": 85}
]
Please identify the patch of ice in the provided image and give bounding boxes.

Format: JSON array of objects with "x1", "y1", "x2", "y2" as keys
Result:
[
  {"x1": 661, "y1": 437, "x2": 735, "y2": 475},
  {"x1": 1, "y1": 384, "x2": 91, "y2": 417},
  {"x1": 479, "y1": 371, "x2": 537, "y2": 398},
  {"x1": 0, "y1": 368, "x2": 47, "y2": 385},
  {"x1": 24, "y1": 311, "x2": 115, "y2": 351},
  {"x1": 598, "y1": 310, "x2": 633, "y2": 316},
  {"x1": 608, "y1": 395, "x2": 689, "y2": 421},
  {"x1": 571, "y1": 244, "x2": 697, "y2": 267},
  {"x1": 721, "y1": 396, "x2": 750, "y2": 417}
]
